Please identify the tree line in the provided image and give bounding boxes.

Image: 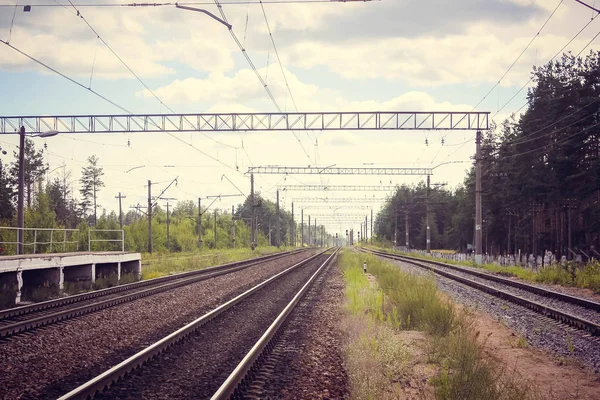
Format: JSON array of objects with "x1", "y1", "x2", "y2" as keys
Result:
[
  {"x1": 0, "y1": 144, "x2": 327, "y2": 254},
  {"x1": 375, "y1": 51, "x2": 600, "y2": 260}
]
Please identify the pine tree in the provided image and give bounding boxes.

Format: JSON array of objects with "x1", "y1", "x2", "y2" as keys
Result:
[
  {"x1": 79, "y1": 155, "x2": 104, "y2": 226},
  {"x1": 0, "y1": 159, "x2": 14, "y2": 221},
  {"x1": 9, "y1": 138, "x2": 47, "y2": 208}
]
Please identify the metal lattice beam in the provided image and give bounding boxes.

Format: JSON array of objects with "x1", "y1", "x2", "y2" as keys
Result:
[
  {"x1": 292, "y1": 197, "x2": 387, "y2": 203},
  {"x1": 0, "y1": 111, "x2": 489, "y2": 134},
  {"x1": 281, "y1": 185, "x2": 398, "y2": 192},
  {"x1": 249, "y1": 166, "x2": 432, "y2": 175}
]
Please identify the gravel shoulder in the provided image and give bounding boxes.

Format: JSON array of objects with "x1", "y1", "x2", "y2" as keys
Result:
[
  {"x1": 381, "y1": 256, "x2": 600, "y2": 380},
  {"x1": 0, "y1": 250, "x2": 316, "y2": 400}
]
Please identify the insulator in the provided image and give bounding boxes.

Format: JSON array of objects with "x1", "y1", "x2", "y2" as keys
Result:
[
  {"x1": 425, "y1": 139, "x2": 428, "y2": 146},
  {"x1": 441, "y1": 138, "x2": 445, "y2": 145}
]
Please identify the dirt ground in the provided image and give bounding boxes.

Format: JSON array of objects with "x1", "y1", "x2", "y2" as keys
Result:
[
  {"x1": 365, "y1": 273, "x2": 600, "y2": 400},
  {"x1": 471, "y1": 308, "x2": 600, "y2": 400}
]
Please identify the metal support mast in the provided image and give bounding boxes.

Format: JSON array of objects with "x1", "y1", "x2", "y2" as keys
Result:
[
  {"x1": 147, "y1": 180, "x2": 152, "y2": 254},
  {"x1": 475, "y1": 130, "x2": 483, "y2": 264},
  {"x1": 250, "y1": 173, "x2": 256, "y2": 250},
  {"x1": 426, "y1": 174, "x2": 431, "y2": 253},
  {"x1": 198, "y1": 197, "x2": 202, "y2": 250},
  {"x1": 276, "y1": 190, "x2": 280, "y2": 248}
]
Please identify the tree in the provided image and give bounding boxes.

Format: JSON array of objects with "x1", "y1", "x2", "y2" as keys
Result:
[
  {"x1": 79, "y1": 155, "x2": 104, "y2": 226},
  {"x1": 9, "y1": 138, "x2": 47, "y2": 208},
  {"x1": 0, "y1": 159, "x2": 14, "y2": 221}
]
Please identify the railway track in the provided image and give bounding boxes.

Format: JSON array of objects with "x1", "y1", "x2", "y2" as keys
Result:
[
  {"x1": 0, "y1": 249, "x2": 307, "y2": 339},
  {"x1": 360, "y1": 247, "x2": 600, "y2": 336},
  {"x1": 57, "y1": 249, "x2": 337, "y2": 400}
]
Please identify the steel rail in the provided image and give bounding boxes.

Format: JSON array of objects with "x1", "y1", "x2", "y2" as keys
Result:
[
  {"x1": 362, "y1": 248, "x2": 600, "y2": 336},
  {"x1": 364, "y1": 248, "x2": 600, "y2": 312},
  {"x1": 211, "y1": 249, "x2": 338, "y2": 400},
  {"x1": 0, "y1": 249, "x2": 307, "y2": 338},
  {"x1": 0, "y1": 249, "x2": 303, "y2": 321},
  {"x1": 57, "y1": 249, "x2": 330, "y2": 400}
]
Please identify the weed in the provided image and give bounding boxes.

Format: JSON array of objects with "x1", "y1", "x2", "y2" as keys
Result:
[
  {"x1": 119, "y1": 273, "x2": 139, "y2": 285},
  {"x1": 92, "y1": 274, "x2": 119, "y2": 290},
  {"x1": 0, "y1": 284, "x2": 17, "y2": 308},
  {"x1": 63, "y1": 281, "x2": 91, "y2": 295},
  {"x1": 28, "y1": 285, "x2": 60, "y2": 302}
]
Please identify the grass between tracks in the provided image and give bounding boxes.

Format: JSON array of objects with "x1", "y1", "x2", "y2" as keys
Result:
[
  {"x1": 140, "y1": 246, "x2": 294, "y2": 280},
  {"x1": 339, "y1": 250, "x2": 537, "y2": 400},
  {"x1": 363, "y1": 244, "x2": 600, "y2": 294}
]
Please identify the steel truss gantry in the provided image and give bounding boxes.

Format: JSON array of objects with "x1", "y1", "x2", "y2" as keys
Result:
[
  {"x1": 292, "y1": 197, "x2": 387, "y2": 203},
  {"x1": 249, "y1": 166, "x2": 432, "y2": 175},
  {"x1": 281, "y1": 185, "x2": 397, "y2": 192},
  {"x1": 0, "y1": 111, "x2": 489, "y2": 134}
]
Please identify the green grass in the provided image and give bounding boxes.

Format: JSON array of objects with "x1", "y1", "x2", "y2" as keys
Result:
[
  {"x1": 364, "y1": 244, "x2": 600, "y2": 293},
  {"x1": 339, "y1": 250, "x2": 537, "y2": 400},
  {"x1": 140, "y1": 246, "x2": 293, "y2": 280}
]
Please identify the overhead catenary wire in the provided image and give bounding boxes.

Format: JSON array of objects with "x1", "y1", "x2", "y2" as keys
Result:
[
  {"x1": 212, "y1": 0, "x2": 314, "y2": 163},
  {"x1": 64, "y1": 0, "x2": 240, "y2": 151},
  {"x1": 471, "y1": 0, "x2": 564, "y2": 112}
]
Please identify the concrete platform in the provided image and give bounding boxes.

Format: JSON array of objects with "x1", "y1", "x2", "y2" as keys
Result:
[{"x1": 0, "y1": 252, "x2": 142, "y2": 304}]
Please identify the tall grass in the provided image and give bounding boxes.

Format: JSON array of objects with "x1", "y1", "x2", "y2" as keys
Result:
[
  {"x1": 367, "y1": 245, "x2": 600, "y2": 293},
  {"x1": 339, "y1": 250, "x2": 537, "y2": 400},
  {"x1": 140, "y1": 246, "x2": 292, "y2": 280}
]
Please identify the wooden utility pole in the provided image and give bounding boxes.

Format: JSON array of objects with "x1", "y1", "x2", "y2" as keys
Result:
[
  {"x1": 291, "y1": 202, "x2": 295, "y2": 247},
  {"x1": 214, "y1": 209, "x2": 218, "y2": 249},
  {"x1": 232, "y1": 205, "x2": 236, "y2": 248},
  {"x1": 301, "y1": 209, "x2": 304, "y2": 246},
  {"x1": 147, "y1": 180, "x2": 152, "y2": 253},
  {"x1": 197, "y1": 197, "x2": 202, "y2": 250},
  {"x1": 166, "y1": 201, "x2": 171, "y2": 252},
  {"x1": 314, "y1": 218, "x2": 317, "y2": 246},
  {"x1": 276, "y1": 189, "x2": 280, "y2": 248},
  {"x1": 308, "y1": 215, "x2": 311, "y2": 246},
  {"x1": 370, "y1": 208, "x2": 373, "y2": 245},
  {"x1": 115, "y1": 192, "x2": 126, "y2": 230}
]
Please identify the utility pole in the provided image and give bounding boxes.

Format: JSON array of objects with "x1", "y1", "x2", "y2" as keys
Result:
[
  {"x1": 365, "y1": 215, "x2": 368, "y2": 244},
  {"x1": 291, "y1": 202, "x2": 295, "y2": 247},
  {"x1": 166, "y1": 201, "x2": 171, "y2": 252},
  {"x1": 405, "y1": 209, "x2": 410, "y2": 249},
  {"x1": 115, "y1": 192, "x2": 126, "y2": 230},
  {"x1": 197, "y1": 197, "x2": 202, "y2": 250},
  {"x1": 251, "y1": 173, "x2": 256, "y2": 250},
  {"x1": 370, "y1": 208, "x2": 373, "y2": 245},
  {"x1": 214, "y1": 209, "x2": 218, "y2": 249},
  {"x1": 314, "y1": 218, "x2": 317, "y2": 246},
  {"x1": 17, "y1": 126, "x2": 25, "y2": 255},
  {"x1": 426, "y1": 174, "x2": 431, "y2": 253},
  {"x1": 475, "y1": 130, "x2": 483, "y2": 264},
  {"x1": 301, "y1": 209, "x2": 304, "y2": 246},
  {"x1": 232, "y1": 205, "x2": 236, "y2": 248},
  {"x1": 276, "y1": 189, "x2": 280, "y2": 248},
  {"x1": 147, "y1": 180, "x2": 152, "y2": 254},
  {"x1": 308, "y1": 215, "x2": 311, "y2": 246}
]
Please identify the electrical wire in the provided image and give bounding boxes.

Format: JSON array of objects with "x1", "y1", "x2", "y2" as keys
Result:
[
  {"x1": 0, "y1": 0, "x2": 369, "y2": 7},
  {"x1": 472, "y1": 0, "x2": 564, "y2": 111},
  {"x1": 64, "y1": 0, "x2": 241, "y2": 151},
  {"x1": 213, "y1": 0, "x2": 314, "y2": 163}
]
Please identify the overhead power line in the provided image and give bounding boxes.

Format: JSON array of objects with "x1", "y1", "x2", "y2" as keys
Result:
[
  {"x1": 472, "y1": 0, "x2": 564, "y2": 111},
  {"x1": 212, "y1": 0, "x2": 314, "y2": 163},
  {"x1": 0, "y1": 0, "x2": 375, "y2": 7}
]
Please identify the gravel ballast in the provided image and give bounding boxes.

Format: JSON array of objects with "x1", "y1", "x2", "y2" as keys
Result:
[
  {"x1": 0, "y1": 250, "x2": 316, "y2": 400},
  {"x1": 382, "y1": 257, "x2": 600, "y2": 371},
  {"x1": 94, "y1": 254, "x2": 331, "y2": 399},
  {"x1": 246, "y1": 256, "x2": 350, "y2": 399}
]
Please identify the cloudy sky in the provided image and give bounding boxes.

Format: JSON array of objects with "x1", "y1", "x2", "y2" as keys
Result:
[{"x1": 0, "y1": 0, "x2": 598, "y2": 234}]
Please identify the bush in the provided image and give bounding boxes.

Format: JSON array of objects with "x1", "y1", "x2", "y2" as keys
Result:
[
  {"x1": 92, "y1": 274, "x2": 119, "y2": 290},
  {"x1": 29, "y1": 285, "x2": 60, "y2": 302},
  {"x1": 0, "y1": 284, "x2": 17, "y2": 308}
]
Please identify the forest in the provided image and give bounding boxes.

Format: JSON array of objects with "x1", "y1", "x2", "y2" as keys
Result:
[{"x1": 375, "y1": 51, "x2": 600, "y2": 260}]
